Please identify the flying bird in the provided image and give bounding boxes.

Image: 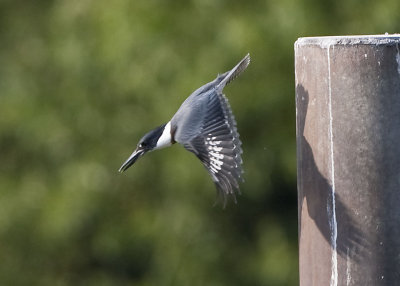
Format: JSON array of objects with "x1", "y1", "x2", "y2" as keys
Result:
[{"x1": 119, "y1": 54, "x2": 250, "y2": 205}]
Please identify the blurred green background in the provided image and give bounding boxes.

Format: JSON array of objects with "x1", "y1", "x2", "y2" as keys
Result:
[{"x1": 1, "y1": 0, "x2": 399, "y2": 285}]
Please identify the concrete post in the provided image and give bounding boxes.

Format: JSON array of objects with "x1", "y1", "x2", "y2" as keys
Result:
[{"x1": 295, "y1": 35, "x2": 400, "y2": 285}]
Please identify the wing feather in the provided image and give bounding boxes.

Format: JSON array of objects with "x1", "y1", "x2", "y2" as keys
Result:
[{"x1": 183, "y1": 90, "x2": 243, "y2": 206}]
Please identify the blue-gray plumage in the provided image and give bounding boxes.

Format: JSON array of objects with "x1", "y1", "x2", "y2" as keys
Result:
[{"x1": 119, "y1": 54, "x2": 250, "y2": 205}]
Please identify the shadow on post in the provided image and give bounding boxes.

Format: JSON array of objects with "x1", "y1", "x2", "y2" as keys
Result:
[{"x1": 296, "y1": 84, "x2": 370, "y2": 262}]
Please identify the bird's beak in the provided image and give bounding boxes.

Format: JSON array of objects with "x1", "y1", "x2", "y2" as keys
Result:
[{"x1": 119, "y1": 148, "x2": 146, "y2": 172}]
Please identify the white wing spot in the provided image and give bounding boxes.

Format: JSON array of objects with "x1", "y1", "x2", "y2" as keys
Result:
[
  {"x1": 212, "y1": 146, "x2": 223, "y2": 152},
  {"x1": 209, "y1": 165, "x2": 218, "y2": 173},
  {"x1": 210, "y1": 152, "x2": 224, "y2": 160},
  {"x1": 205, "y1": 135, "x2": 230, "y2": 174},
  {"x1": 210, "y1": 159, "x2": 222, "y2": 170}
]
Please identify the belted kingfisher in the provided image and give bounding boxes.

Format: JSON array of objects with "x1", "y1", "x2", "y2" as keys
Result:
[{"x1": 119, "y1": 54, "x2": 250, "y2": 205}]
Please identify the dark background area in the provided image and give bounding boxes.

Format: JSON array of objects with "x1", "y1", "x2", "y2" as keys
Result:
[{"x1": 1, "y1": 0, "x2": 399, "y2": 285}]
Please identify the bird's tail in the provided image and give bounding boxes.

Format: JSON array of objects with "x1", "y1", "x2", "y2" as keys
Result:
[{"x1": 216, "y1": 53, "x2": 250, "y2": 92}]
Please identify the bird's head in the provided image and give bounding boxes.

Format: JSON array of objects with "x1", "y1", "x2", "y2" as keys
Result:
[{"x1": 119, "y1": 123, "x2": 171, "y2": 172}]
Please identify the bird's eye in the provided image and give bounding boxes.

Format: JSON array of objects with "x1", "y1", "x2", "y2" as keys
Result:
[{"x1": 139, "y1": 142, "x2": 147, "y2": 148}]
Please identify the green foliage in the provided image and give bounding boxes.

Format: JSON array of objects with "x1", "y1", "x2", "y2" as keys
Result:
[{"x1": 0, "y1": 0, "x2": 399, "y2": 285}]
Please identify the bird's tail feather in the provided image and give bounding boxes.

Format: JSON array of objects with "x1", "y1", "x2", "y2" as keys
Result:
[{"x1": 216, "y1": 53, "x2": 250, "y2": 92}]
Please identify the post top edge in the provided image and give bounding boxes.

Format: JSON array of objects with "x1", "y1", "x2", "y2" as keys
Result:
[{"x1": 295, "y1": 34, "x2": 400, "y2": 48}]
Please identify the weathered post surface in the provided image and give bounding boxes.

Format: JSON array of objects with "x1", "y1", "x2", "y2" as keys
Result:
[{"x1": 295, "y1": 35, "x2": 400, "y2": 285}]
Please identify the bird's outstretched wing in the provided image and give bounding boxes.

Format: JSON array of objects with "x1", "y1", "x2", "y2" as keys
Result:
[{"x1": 183, "y1": 91, "x2": 243, "y2": 206}]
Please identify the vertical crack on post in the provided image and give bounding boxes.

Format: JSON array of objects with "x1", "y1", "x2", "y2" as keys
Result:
[
  {"x1": 346, "y1": 247, "x2": 351, "y2": 285},
  {"x1": 327, "y1": 46, "x2": 338, "y2": 286},
  {"x1": 396, "y1": 43, "x2": 400, "y2": 76}
]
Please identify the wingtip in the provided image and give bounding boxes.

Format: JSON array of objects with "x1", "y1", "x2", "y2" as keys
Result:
[
  {"x1": 216, "y1": 53, "x2": 251, "y2": 90},
  {"x1": 244, "y1": 53, "x2": 251, "y2": 63},
  {"x1": 241, "y1": 53, "x2": 251, "y2": 71}
]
